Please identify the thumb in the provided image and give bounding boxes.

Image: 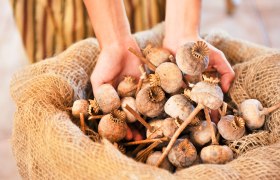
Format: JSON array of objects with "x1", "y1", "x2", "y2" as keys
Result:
[{"x1": 91, "y1": 72, "x2": 103, "y2": 96}]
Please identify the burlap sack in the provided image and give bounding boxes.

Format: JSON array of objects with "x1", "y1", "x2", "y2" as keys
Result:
[{"x1": 10, "y1": 23, "x2": 280, "y2": 179}]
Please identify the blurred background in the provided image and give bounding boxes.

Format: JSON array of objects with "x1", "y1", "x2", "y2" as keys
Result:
[{"x1": 0, "y1": 0, "x2": 279, "y2": 179}]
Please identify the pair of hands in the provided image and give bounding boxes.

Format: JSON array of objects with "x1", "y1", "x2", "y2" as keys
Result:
[{"x1": 91, "y1": 35, "x2": 235, "y2": 141}]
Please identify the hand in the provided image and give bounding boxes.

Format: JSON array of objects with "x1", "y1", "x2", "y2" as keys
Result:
[
  {"x1": 163, "y1": 37, "x2": 235, "y2": 93},
  {"x1": 91, "y1": 37, "x2": 141, "y2": 92},
  {"x1": 91, "y1": 37, "x2": 143, "y2": 141},
  {"x1": 163, "y1": 36, "x2": 235, "y2": 123}
]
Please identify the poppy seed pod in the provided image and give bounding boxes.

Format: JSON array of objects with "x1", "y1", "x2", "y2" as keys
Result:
[
  {"x1": 136, "y1": 86, "x2": 166, "y2": 118},
  {"x1": 190, "y1": 75, "x2": 223, "y2": 110},
  {"x1": 95, "y1": 84, "x2": 121, "y2": 114},
  {"x1": 117, "y1": 76, "x2": 137, "y2": 97},
  {"x1": 168, "y1": 139, "x2": 197, "y2": 168},
  {"x1": 98, "y1": 110, "x2": 128, "y2": 143},
  {"x1": 164, "y1": 94, "x2": 194, "y2": 121},
  {"x1": 217, "y1": 115, "x2": 245, "y2": 141},
  {"x1": 200, "y1": 145, "x2": 233, "y2": 164},
  {"x1": 121, "y1": 97, "x2": 138, "y2": 123},
  {"x1": 189, "y1": 121, "x2": 217, "y2": 147},
  {"x1": 240, "y1": 99, "x2": 264, "y2": 129},
  {"x1": 161, "y1": 118, "x2": 179, "y2": 139},
  {"x1": 71, "y1": 99, "x2": 89, "y2": 118},
  {"x1": 146, "y1": 119, "x2": 164, "y2": 139},
  {"x1": 149, "y1": 62, "x2": 183, "y2": 93},
  {"x1": 143, "y1": 44, "x2": 172, "y2": 67},
  {"x1": 146, "y1": 151, "x2": 174, "y2": 172},
  {"x1": 176, "y1": 41, "x2": 209, "y2": 76}
]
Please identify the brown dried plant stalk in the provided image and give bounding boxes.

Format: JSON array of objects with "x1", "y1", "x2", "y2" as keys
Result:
[
  {"x1": 156, "y1": 103, "x2": 205, "y2": 167},
  {"x1": 128, "y1": 47, "x2": 156, "y2": 71},
  {"x1": 124, "y1": 104, "x2": 155, "y2": 132},
  {"x1": 124, "y1": 137, "x2": 169, "y2": 146},
  {"x1": 136, "y1": 64, "x2": 147, "y2": 95},
  {"x1": 136, "y1": 141, "x2": 162, "y2": 162}
]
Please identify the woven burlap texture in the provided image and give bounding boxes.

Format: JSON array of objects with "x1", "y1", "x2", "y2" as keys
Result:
[{"x1": 10, "y1": 24, "x2": 280, "y2": 179}]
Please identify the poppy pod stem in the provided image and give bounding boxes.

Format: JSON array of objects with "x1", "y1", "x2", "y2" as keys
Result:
[
  {"x1": 128, "y1": 47, "x2": 156, "y2": 71},
  {"x1": 136, "y1": 65, "x2": 147, "y2": 95},
  {"x1": 136, "y1": 141, "x2": 162, "y2": 162},
  {"x1": 80, "y1": 113, "x2": 86, "y2": 134},
  {"x1": 156, "y1": 103, "x2": 204, "y2": 167},
  {"x1": 123, "y1": 137, "x2": 169, "y2": 146},
  {"x1": 204, "y1": 108, "x2": 219, "y2": 145},
  {"x1": 260, "y1": 102, "x2": 280, "y2": 116},
  {"x1": 124, "y1": 104, "x2": 155, "y2": 132},
  {"x1": 88, "y1": 115, "x2": 105, "y2": 121}
]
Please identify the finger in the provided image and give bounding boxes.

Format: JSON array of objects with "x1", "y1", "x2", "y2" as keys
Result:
[
  {"x1": 125, "y1": 126, "x2": 133, "y2": 140},
  {"x1": 91, "y1": 74, "x2": 103, "y2": 95},
  {"x1": 220, "y1": 71, "x2": 235, "y2": 93},
  {"x1": 131, "y1": 128, "x2": 143, "y2": 141},
  {"x1": 208, "y1": 51, "x2": 235, "y2": 93},
  {"x1": 91, "y1": 72, "x2": 114, "y2": 96}
]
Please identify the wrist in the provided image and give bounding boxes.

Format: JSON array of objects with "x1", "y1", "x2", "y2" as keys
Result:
[
  {"x1": 101, "y1": 35, "x2": 139, "y2": 53},
  {"x1": 99, "y1": 31, "x2": 134, "y2": 48}
]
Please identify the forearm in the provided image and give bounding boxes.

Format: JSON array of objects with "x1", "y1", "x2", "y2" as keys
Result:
[
  {"x1": 165, "y1": 0, "x2": 201, "y2": 41},
  {"x1": 83, "y1": 0, "x2": 132, "y2": 48}
]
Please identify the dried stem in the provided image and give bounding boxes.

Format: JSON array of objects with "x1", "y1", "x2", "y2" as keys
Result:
[
  {"x1": 260, "y1": 102, "x2": 280, "y2": 116},
  {"x1": 136, "y1": 141, "x2": 161, "y2": 162},
  {"x1": 131, "y1": 126, "x2": 163, "y2": 156},
  {"x1": 136, "y1": 65, "x2": 147, "y2": 94},
  {"x1": 128, "y1": 47, "x2": 156, "y2": 71},
  {"x1": 204, "y1": 108, "x2": 218, "y2": 145},
  {"x1": 88, "y1": 115, "x2": 105, "y2": 121},
  {"x1": 80, "y1": 113, "x2": 86, "y2": 134},
  {"x1": 218, "y1": 102, "x2": 228, "y2": 117},
  {"x1": 124, "y1": 104, "x2": 154, "y2": 132},
  {"x1": 156, "y1": 103, "x2": 204, "y2": 167},
  {"x1": 222, "y1": 102, "x2": 228, "y2": 116},
  {"x1": 124, "y1": 137, "x2": 169, "y2": 146},
  {"x1": 132, "y1": 144, "x2": 146, "y2": 156},
  {"x1": 169, "y1": 54, "x2": 175, "y2": 63}
]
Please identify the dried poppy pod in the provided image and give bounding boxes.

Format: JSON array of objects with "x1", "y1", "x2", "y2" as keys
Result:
[
  {"x1": 117, "y1": 76, "x2": 137, "y2": 97},
  {"x1": 146, "y1": 118, "x2": 179, "y2": 140},
  {"x1": 200, "y1": 145, "x2": 233, "y2": 164},
  {"x1": 149, "y1": 62, "x2": 183, "y2": 93},
  {"x1": 190, "y1": 75, "x2": 223, "y2": 110},
  {"x1": 168, "y1": 138, "x2": 197, "y2": 168},
  {"x1": 142, "y1": 44, "x2": 173, "y2": 67},
  {"x1": 161, "y1": 118, "x2": 179, "y2": 138},
  {"x1": 146, "y1": 119, "x2": 164, "y2": 139},
  {"x1": 189, "y1": 120, "x2": 217, "y2": 147},
  {"x1": 217, "y1": 115, "x2": 245, "y2": 141},
  {"x1": 176, "y1": 41, "x2": 209, "y2": 76},
  {"x1": 95, "y1": 84, "x2": 121, "y2": 114},
  {"x1": 240, "y1": 99, "x2": 280, "y2": 130},
  {"x1": 71, "y1": 99, "x2": 89, "y2": 118},
  {"x1": 164, "y1": 94, "x2": 194, "y2": 121},
  {"x1": 121, "y1": 97, "x2": 138, "y2": 123},
  {"x1": 156, "y1": 87, "x2": 222, "y2": 167},
  {"x1": 88, "y1": 99, "x2": 100, "y2": 116},
  {"x1": 146, "y1": 151, "x2": 174, "y2": 172},
  {"x1": 98, "y1": 110, "x2": 128, "y2": 143},
  {"x1": 200, "y1": 108, "x2": 234, "y2": 164},
  {"x1": 136, "y1": 86, "x2": 166, "y2": 118}
]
